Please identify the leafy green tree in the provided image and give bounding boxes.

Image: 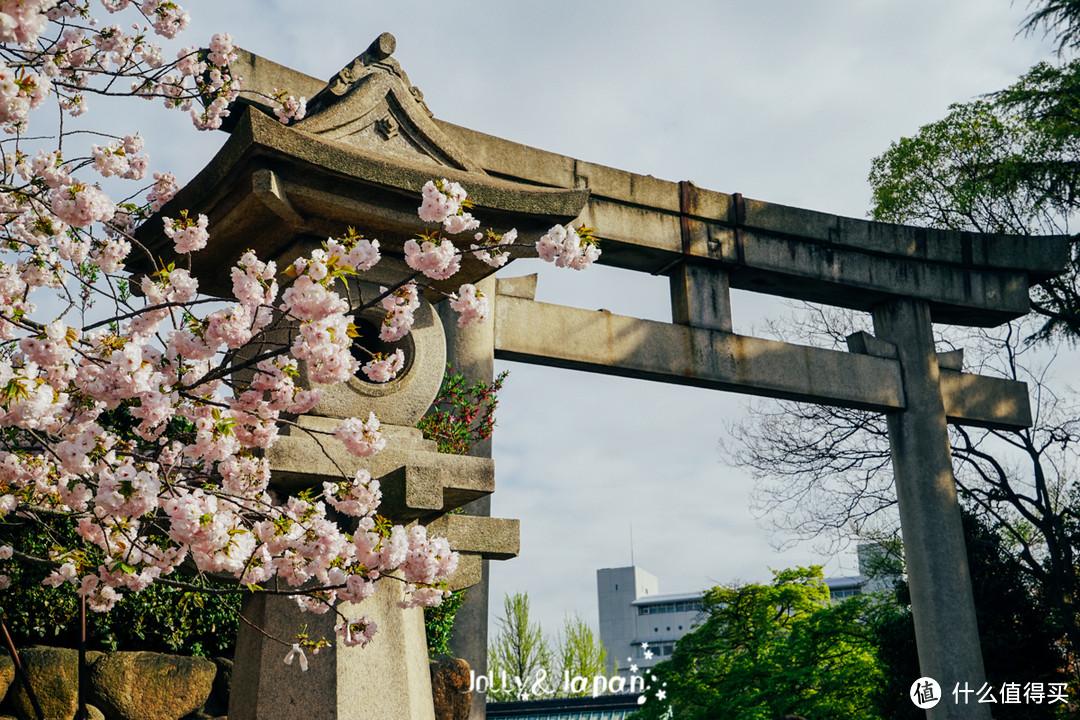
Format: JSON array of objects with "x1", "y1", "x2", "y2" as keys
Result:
[
  {"x1": 486, "y1": 594, "x2": 609, "y2": 700},
  {"x1": 1021, "y1": 0, "x2": 1080, "y2": 54},
  {"x1": 487, "y1": 592, "x2": 552, "y2": 701},
  {"x1": 553, "y1": 613, "x2": 608, "y2": 697},
  {"x1": 868, "y1": 88, "x2": 1080, "y2": 341},
  {"x1": 867, "y1": 1, "x2": 1080, "y2": 340},
  {"x1": 631, "y1": 567, "x2": 884, "y2": 720}
]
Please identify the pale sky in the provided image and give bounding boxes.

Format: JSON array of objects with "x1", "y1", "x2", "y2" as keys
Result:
[{"x1": 140, "y1": 1, "x2": 1059, "y2": 638}]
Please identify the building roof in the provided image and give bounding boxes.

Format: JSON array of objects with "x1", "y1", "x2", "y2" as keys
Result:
[
  {"x1": 630, "y1": 591, "x2": 704, "y2": 607},
  {"x1": 487, "y1": 694, "x2": 642, "y2": 720}
]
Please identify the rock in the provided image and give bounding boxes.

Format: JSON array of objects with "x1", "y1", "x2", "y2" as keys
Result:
[
  {"x1": 85, "y1": 705, "x2": 106, "y2": 720},
  {"x1": 8, "y1": 646, "x2": 80, "y2": 720},
  {"x1": 0, "y1": 654, "x2": 13, "y2": 700},
  {"x1": 89, "y1": 652, "x2": 216, "y2": 720},
  {"x1": 199, "y1": 657, "x2": 232, "y2": 718},
  {"x1": 177, "y1": 711, "x2": 216, "y2": 720},
  {"x1": 430, "y1": 658, "x2": 471, "y2": 720}
]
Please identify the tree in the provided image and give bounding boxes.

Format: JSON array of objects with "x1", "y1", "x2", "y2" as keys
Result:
[
  {"x1": 1021, "y1": 0, "x2": 1080, "y2": 54},
  {"x1": 552, "y1": 613, "x2": 607, "y2": 697},
  {"x1": 868, "y1": 84, "x2": 1080, "y2": 340},
  {"x1": 871, "y1": 512, "x2": 1069, "y2": 720},
  {"x1": 487, "y1": 593, "x2": 552, "y2": 701},
  {"x1": 486, "y1": 594, "x2": 609, "y2": 701},
  {"x1": 728, "y1": 311, "x2": 1080, "y2": 683},
  {"x1": 867, "y1": 2, "x2": 1080, "y2": 340},
  {"x1": 630, "y1": 567, "x2": 885, "y2": 720},
  {"x1": 0, "y1": 1, "x2": 600, "y2": 660}
]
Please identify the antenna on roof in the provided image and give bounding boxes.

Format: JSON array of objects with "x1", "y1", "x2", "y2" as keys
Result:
[{"x1": 630, "y1": 521, "x2": 635, "y2": 567}]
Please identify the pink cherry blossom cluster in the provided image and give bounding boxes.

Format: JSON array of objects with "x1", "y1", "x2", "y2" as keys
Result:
[
  {"x1": 417, "y1": 179, "x2": 465, "y2": 224},
  {"x1": 379, "y1": 283, "x2": 419, "y2": 342},
  {"x1": 0, "y1": 1, "x2": 602, "y2": 659},
  {"x1": 162, "y1": 210, "x2": 210, "y2": 253},
  {"x1": 336, "y1": 615, "x2": 377, "y2": 649},
  {"x1": 414, "y1": 179, "x2": 602, "y2": 279},
  {"x1": 536, "y1": 223, "x2": 601, "y2": 270},
  {"x1": 470, "y1": 228, "x2": 517, "y2": 268},
  {"x1": 334, "y1": 412, "x2": 386, "y2": 457},
  {"x1": 91, "y1": 134, "x2": 149, "y2": 180},
  {"x1": 404, "y1": 236, "x2": 461, "y2": 280},
  {"x1": 449, "y1": 284, "x2": 489, "y2": 328},
  {"x1": 361, "y1": 348, "x2": 405, "y2": 383},
  {"x1": 0, "y1": 0, "x2": 52, "y2": 45},
  {"x1": 0, "y1": 60, "x2": 48, "y2": 127},
  {"x1": 271, "y1": 87, "x2": 307, "y2": 123}
]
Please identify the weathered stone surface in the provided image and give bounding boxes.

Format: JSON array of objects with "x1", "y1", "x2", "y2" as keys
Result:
[
  {"x1": 438, "y1": 115, "x2": 1070, "y2": 326},
  {"x1": 874, "y1": 299, "x2": 990, "y2": 720},
  {"x1": 8, "y1": 646, "x2": 79, "y2": 720},
  {"x1": 130, "y1": 107, "x2": 588, "y2": 300},
  {"x1": 85, "y1": 705, "x2": 105, "y2": 720},
  {"x1": 424, "y1": 515, "x2": 518, "y2": 561},
  {"x1": 89, "y1": 652, "x2": 215, "y2": 720},
  {"x1": 493, "y1": 293, "x2": 1034, "y2": 431},
  {"x1": 231, "y1": 580, "x2": 436, "y2": 720},
  {"x1": 430, "y1": 658, "x2": 471, "y2": 720},
  {"x1": 0, "y1": 654, "x2": 13, "y2": 702},
  {"x1": 270, "y1": 421, "x2": 495, "y2": 519}
]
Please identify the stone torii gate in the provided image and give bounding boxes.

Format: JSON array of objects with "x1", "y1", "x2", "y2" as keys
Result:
[{"x1": 138, "y1": 35, "x2": 1070, "y2": 720}]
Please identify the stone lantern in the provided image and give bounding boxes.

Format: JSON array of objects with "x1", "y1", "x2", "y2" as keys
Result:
[{"x1": 134, "y1": 33, "x2": 588, "y2": 720}]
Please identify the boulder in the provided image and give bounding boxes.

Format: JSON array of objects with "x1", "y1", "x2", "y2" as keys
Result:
[
  {"x1": 89, "y1": 652, "x2": 216, "y2": 720},
  {"x1": 199, "y1": 657, "x2": 231, "y2": 718},
  {"x1": 430, "y1": 658, "x2": 471, "y2": 720},
  {"x1": 7, "y1": 646, "x2": 79, "y2": 720},
  {"x1": 0, "y1": 654, "x2": 13, "y2": 700}
]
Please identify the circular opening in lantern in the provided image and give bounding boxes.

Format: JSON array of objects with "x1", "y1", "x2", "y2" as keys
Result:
[{"x1": 350, "y1": 315, "x2": 414, "y2": 384}]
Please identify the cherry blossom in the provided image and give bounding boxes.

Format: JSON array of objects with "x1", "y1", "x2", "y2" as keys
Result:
[
  {"x1": 536, "y1": 223, "x2": 601, "y2": 270},
  {"x1": 0, "y1": 1, "x2": 597, "y2": 659},
  {"x1": 449, "y1": 284, "x2": 489, "y2": 328},
  {"x1": 334, "y1": 412, "x2": 386, "y2": 457}
]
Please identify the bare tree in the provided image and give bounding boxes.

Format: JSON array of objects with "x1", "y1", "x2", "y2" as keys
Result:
[{"x1": 725, "y1": 307, "x2": 1080, "y2": 673}]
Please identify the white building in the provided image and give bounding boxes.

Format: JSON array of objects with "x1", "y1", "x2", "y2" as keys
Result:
[
  {"x1": 598, "y1": 548, "x2": 900, "y2": 676},
  {"x1": 596, "y1": 567, "x2": 704, "y2": 677},
  {"x1": 824, "y1": 544, "x2": 901, "y2": 601}
]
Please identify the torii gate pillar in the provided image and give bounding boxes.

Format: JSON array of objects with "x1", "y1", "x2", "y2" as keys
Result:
[{"x1": 873, "y1": 298, "x2": 987, "y2": 720}]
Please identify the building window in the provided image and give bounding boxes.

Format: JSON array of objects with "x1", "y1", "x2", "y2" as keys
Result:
[
  {"x1": 830, "y1": 587, "x2": 861, "y2": 600},
  {"x1": 637, "y1": 600, "x2": 704, "y2": 615}
]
